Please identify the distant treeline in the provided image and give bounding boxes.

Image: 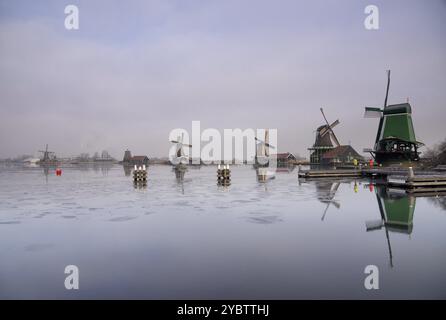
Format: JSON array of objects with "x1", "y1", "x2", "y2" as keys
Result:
[{"x1": 423, "y1": 138, "x2": 446, "y2": 166}]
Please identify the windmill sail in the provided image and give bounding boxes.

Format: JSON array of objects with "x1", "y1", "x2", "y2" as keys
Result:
[
  {"x1": 364, "y1": 107, "x2": 382, "y2": 118},
  {"x1": 320, "y1": 108, "x2": 340, "y2": 147},
  {"x1": 255, "y1": 129, "x2": 276, "y2": 166},
  {"x1": 170, "y1": 133, "x2": 192, "y2": 165}
]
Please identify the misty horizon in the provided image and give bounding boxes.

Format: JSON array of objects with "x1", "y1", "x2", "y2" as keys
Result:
[{"x1": 1, "y1": 0, "x2": 445, "y2": 160}]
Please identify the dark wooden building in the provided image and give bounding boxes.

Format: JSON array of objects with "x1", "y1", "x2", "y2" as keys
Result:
[
  {"x1": 320, "y1": 145, "x2": 363, "y2": 165},
  {"x1": 276, "y1": 152, "x2": 297, "y2": 165},
  {"x1": 122, "y1": 150, "x2": 149, "y2": 166}
]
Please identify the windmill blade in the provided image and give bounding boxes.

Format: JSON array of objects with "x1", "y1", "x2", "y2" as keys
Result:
[
  {"x1": 264, "y1": 142, "x2": 276, "y2": 149},
  {"x1": 170, "y1": 140, "x2": 180, "y2": 144},
  {"x1": 319, "y1": 127, "x2": 328, "y2": 137},
  {"x1": 176, "y1": 144, "x2": 183, "y2": 158},
  {"x1": 366, "y1": 219, "x2": 384, "y2": 231},
  {"x1": 183, "y1": 144, "x2": 192, "y2": 148},
  {"x1": 329, "y1": 119, "x2": 340, "y2": 129},
  {"x1": 384, "y1": 69, "x2": 391, "y2": 108},
  {"x1": 331, "y1": 182, "x2": 341, "y2": 192},
  {"x1": 320, "y1": 120, "x2": 340, "y2": 137},
  {"x1": 321, "y1": 203, "x2": 330, "y2": 221},
  {"x1": 255, "y1": 137, "x2": 265, "y2": 145},
  {"x1": 331, "y1": 201, "x2": 341, "y2": 209},
  {"x1": 320, "y1": 108, "x2": 340, "y2": 146},
  {"x1": 364, "y1": 107, "x2": 382, "y2": 118}
]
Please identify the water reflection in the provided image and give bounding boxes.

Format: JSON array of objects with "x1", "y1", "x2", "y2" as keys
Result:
[
  {"x1": 275, "y1": 165, "x2": 296, "y2": 173},
  {"x1": 314, "y1": 181, "x2": 341, "y2": 221},
  {"x1": 123, "y1": 165, "x2": 132, "y2": 177},
  {"x1": 133, "y1": 180, "x2": 147, "y2": 190},
  {"x1": 2, "y1": 164, "x2": 446, "y2": 298},
  {"x1": 42, "y1": 165, "x2": 51, "y2": 183},
  {"x1": 173, "y1": 165, "x2": 187, "y2": 194},
  {"x1": 366, "y1": 186, "x2": 415, "y2": 268},
  {"x1": 92, "y1": 163, "x2": 113, "y2": 176},
  {"x1": 427, "y1": 196, "x2": 446, "y2": 211}
]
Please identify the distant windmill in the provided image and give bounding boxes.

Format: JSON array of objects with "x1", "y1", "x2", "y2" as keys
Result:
[
  {"x1": 308, "y1": 108, "x2": 341, "y2": 164},
  {"x1": 255, "y1": 129, "x2": 276, "y2": 167},
  {"x1": 170, "y1": 133, "x2": 192, "y2": 165},
  {"x1": 38, "y1": 144, "x2": 56, "y2": 163}
]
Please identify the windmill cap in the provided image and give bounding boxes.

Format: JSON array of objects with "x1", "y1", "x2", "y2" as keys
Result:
[{"x1": 384, "y1": 103, "x2": 412, "y2": 115}]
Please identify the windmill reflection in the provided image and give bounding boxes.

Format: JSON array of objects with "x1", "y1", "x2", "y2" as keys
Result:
[
  {"x1": 92, "y1": 163, "x2": 112, "y2": 176},
  {"x1": 254, "y1": 129, "x2": 277, "y2": 182},
  {"x1": 123, "y1": 165, "x2": 132, "y2": 177},
  {"x1": 275, "y1": 165, "x2": 296, "y2": 173},
  {"x1": 427, "y1": 196, "x2": 446, "y2": 211},
  {"x1": 40, "y1": 164, "x2": 60, "y2": 184},
  {"x1": 173, "y1": 164, "x2": 187, "y2": 194},
  {"x1": 315, "y1": 181, "x2": 341, "y2": 221},
  {"x1": 366, "y1": 186, "x2": 415, "y2": 268},
  {"x1": 42, "y1": 165, "x2": 51, "y2": 183}
]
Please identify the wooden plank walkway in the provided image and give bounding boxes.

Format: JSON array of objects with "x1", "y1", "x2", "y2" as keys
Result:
[
  {"x1": 387, "y1": 175, "x2": 446, "y2": 189},
  {"x1": 298, "y1": 167, "x2": 446, "y2": 191},
  {"x1": 298, "y1": 169, "x2": 362, "y2": 178}
]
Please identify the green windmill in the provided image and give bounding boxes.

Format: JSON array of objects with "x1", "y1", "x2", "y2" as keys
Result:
[{"x1": 364, "y1": 70, "x2": 423, "y2": 165}]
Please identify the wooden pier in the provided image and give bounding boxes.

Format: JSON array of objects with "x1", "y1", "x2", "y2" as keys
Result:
[
  {"x1": 387, "y1": 174, "x2": 446, "y2": 191},
  {"x1": 298, "y1": 168, "x2": 362, "y2": 178},
  {"x1": 298, "y1": 167, "x2": 446, "y2": 191}
]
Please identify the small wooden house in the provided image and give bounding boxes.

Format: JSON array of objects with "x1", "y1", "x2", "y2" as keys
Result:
[
  {"x1": 122, "y1": 150, "x2": 149, "y2": 166},
  {"x1": 276, "y1": 153, "x2": 297, "y2": 165},
  {"x1": 320, "y1": 145, "x2": 363, "y2": 165},
  {"x1": 129, "y1": 156, "x2": 149, "y2": 166}
]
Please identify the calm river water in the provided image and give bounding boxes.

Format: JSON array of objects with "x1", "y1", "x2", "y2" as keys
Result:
[{"x1": 0, "y1": 164, "x2": 445, "y2": 299}]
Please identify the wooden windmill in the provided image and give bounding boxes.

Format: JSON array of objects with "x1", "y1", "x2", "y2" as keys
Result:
[
  {"x1": 38, "y1": 144, "x2": 56, "y2": 163},
  {"x1": 170, "y1": 133, "x2": 192, "y2": 165},
  {"x1": 255, "y1": 129, "x2": 276, "y2": 167},
  {"x1": 364, "y1": 70, "x2": 423, "y2": 164},
  {"x1": 308, "y1": 108, "x2": 341, "y2": 164}
]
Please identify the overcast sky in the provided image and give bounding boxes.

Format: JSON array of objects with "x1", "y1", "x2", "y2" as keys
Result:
[{"x1": 0, "y1": 0, "x2": 445, "y2": 159}]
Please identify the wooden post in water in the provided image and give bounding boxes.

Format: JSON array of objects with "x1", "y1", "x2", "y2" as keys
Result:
[
  {"x1": 217, "y1": 164, "x2": 231, "y2": 185},
  {"x1": 133, "y1": 165, "x2": 148, "y2": 185},
  {"x1": 407, "y1": 167, "x2": 414, "y2": 181}
]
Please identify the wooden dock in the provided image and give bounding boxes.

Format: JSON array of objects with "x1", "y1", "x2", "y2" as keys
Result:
[
  {"x1": 361, "y1": 167, "x2": 414, "y2": 177},
  {"x1": 298, "y1": 169, "x2": 362, "y2": 178},
  {"x1": 298, "y1": 167, "x2": 446, "y2": 191},
  {"x1": 387, "y1": 174, "x2": 446, "y2": 190}
]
